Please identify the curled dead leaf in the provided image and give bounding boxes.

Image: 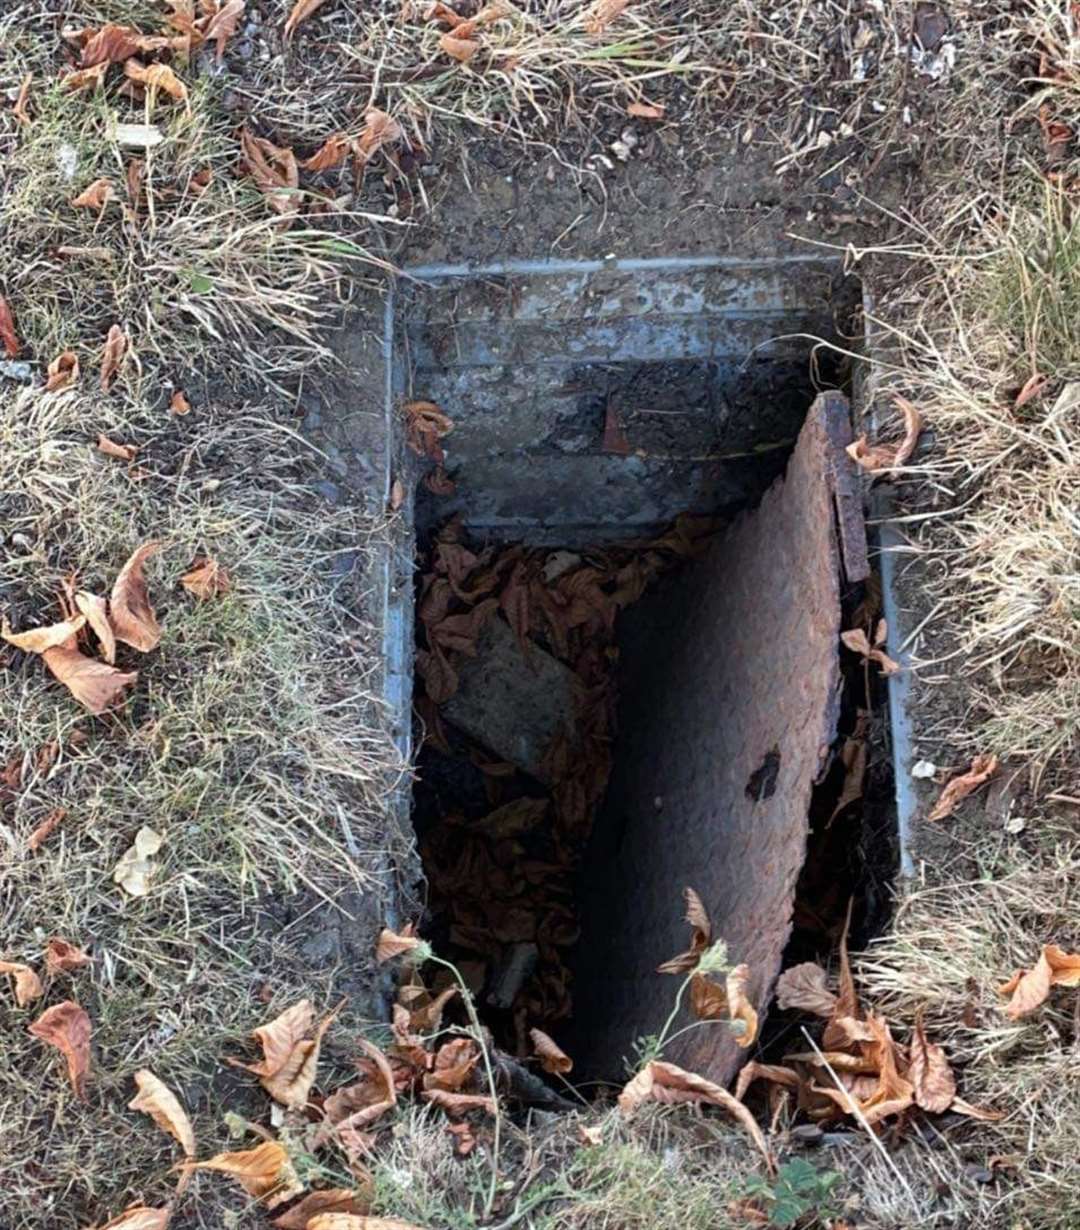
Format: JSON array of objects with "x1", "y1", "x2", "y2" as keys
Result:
[
  {"x1": 271, "y1": 1189, "x2": 371, "y2": 1228},
  {"x1": 129, "y1": 1068, "x2": 196, "y2": 1157},
  {"x1": 169, "y1": 389, "x2": 191, "y2": 415},
  {"x1": 530, "y1": 1027, "x2": 572, "y2": 1074},
  {"x1": 657, "y1": 886, "x2": 711, "y2": 974},
  {"x1": 726, "y1": 964, "x2": 759, "y2": 1047},
  {"x1": 71, "y1": 178, "x2": 113, "y2": 211},
  {"x1": 204, "y1": 0, "x2": 246, "y2": 59},
  {"x1": 423, "y1": 1037, "x2": 478, "y2": 1091},
  {"x1": 439, "y1": 31, "x2": 479, "y2": 61},
  {"x1": 124, "y1": 60, "x2": 190, "y2": 111},
  {"x1": 909, "y1": 1011, "x2": 956, "y2": 1113},
  {"x1": 27, "y1": 806, "x2": 68, "y2": 852},
  {"x1": 3, "y1": 615, "x2": 86, "y2": 654},
  {"x1": 376, "y1": 924, "x2": 422, "y2": 963},
  {"x1": 775, "y1": 962, "x2": 837, "y2": 1018},
  {"x1": 627, "y1": 100, "x2": 664, "y2": 119},
  {"x1": 12, "y1": 72, "x2": 32, "y2": 126},
  {"x1": 284, "y1": 0, "x2": 331, "y2": 38},
  {"x1": 846, "y1": 395, "x2": 923, "y2": 475},
  {"x1": 618, "y1": 1060, "x2": 773, "y2": 1171},
  {"x1": 98, "y1": 1207, "x2": 171, "y2": 1230},
  {"x1": 584, "y1": 0, "x2": 630, "y2": 33},
  {"x1": 29, "y1": 999, "x2": 91, "y2": 1098},
  {"x1": 232, "y1": 998, "x2": 314, "y2": 1078},
  {"x1": 840, "y1": 625, "x2": 900, "y2": 676},
  {"x1": 404, "y1": 401, "x2": 453, "y2": 463},
  {"x1": 734, "y1": 1061, "x2": 800, "y2": 1103},
  {"x1": 0, "y1": 294, "x2": 20, "y2": 357},
  {"x1": 97, "y1": 433, "x2": 137, "y2": 461},
  {"x1": 64, "y1": 61, "x2": 109, "y2": 92},
  {"x1": 75, "y1": 591, "x2": 116, "y2": 663},
  {"x1": 110, "y1": 541, "x2": 162, "y2": 652},
  {"x1": 180, "y1": 557, "x2": 231, "y2": 600},
  {"x1": 927, "y1": 754, "x2": 998, "y2": 822},
  {"x1": 113, "y1": 825, "x2": 164, "y2": 897},
  {"x1": 0, "y1": 960, "x2": 44, "y2": 1007},
  {"x1": 260, "y1": 1006, "x2": 338, "y2": 1109},
  {"x1": 422, "y1": 1088, "x2": 497, "y2": 1115},
  {"x1": 355, "y1": 110, "x2": 403, "y2": 167},
  {"x1": 45, "y1": 938, "x2": 92, "y2": 975},
  {"x1": 999, "y1": 943, "x2": 1080, "y2": 1019},
  {"x1": 240, "y1": 128, "x2": 300, "y2": 218},
  {"x1": 100, "y1": 324, "x2": 127, "y2": 391},
  {"x1": 46, "y1": 351, "x2": 80, "y2": 391},
  {"x1": 184, "y1": 1141, "x2": 304, "y2": 1208},
  {"x1": 42, "y1": 646, "x2": 137, "y2": 714},
  {"x1": 303, "y1": 132, "x2": 353, "y2": 172}
]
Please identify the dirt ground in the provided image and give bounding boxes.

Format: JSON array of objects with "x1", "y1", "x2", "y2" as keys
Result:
[{"x1": 2, "y1": 2, "x2": 1079, "y2": 1228}]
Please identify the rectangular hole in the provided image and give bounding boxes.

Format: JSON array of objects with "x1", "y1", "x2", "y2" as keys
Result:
[{"x1": 395, "y1": 259, "x2": 882, "y2": 1085}]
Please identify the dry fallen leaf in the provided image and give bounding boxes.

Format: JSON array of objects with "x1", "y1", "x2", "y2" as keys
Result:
[
  {"x1": 3, "y1": 615, "x2": 86, "y2": 654},
  {"x1": 927, "y1": 754, "x2": 998, "y2": 822},
  {"x1": 306, "y1": 1219, "x2": 428, "y2": 1230},
  {"x1": 530, "y1": 1027, "x2": 572, "y2": 1074},
  {"x1": 180, "y1": 557, "x2": 231, "y2": 600},
  {"x1": 618, "y1": 1060, "x2": 773, "y2": 1171},
  {"x1": 584, "y1": 0, "x2": 629, "y2": 33},
  {"x1": 113, "y1": 825, "x2": 164, "y2": 897},
  {"x1": 97, "y1": 433, "x2": 137, "y2": 461},
  {"x1": 657, "y1": 886, "x2": 711, "y2": 974},
  {"x1": 129, "y1": 1068, "x2": 196, "y2": 1158},
  {"x1": 439, "y1": 32, "x2": 479, "y2": 61},
  {"x1": 355, "y1": 110, "x2": 403, "y2": 167},
  {"x1": 626, "y1": 100, "x2": 664, "y2": 119},
  {"x1": 45, "y1": 938, "x2": 92, "y2": 975},
  {"x1": 840, "y1": 622, "x2": 900, "y2": 676},
  {"x1": 734, "y1": 1061, "x2": 800, "y2": 1103},
  {"x1": 908, "y1": 1010, "x2": 955, "y2": 1113},
  {"x1": 100, "y1": 324, "x2": 127, "y2": 391},
  {"x1": 169, "y1": 389, "x2": 191, "y2": 415},
  {"x1": 98, "y1": 1207, "x2": 171, "y2": 1230},
  {"x1": 422, "y1": 1089, "x2": 497, "y2": 1115},
  {"x1": 775, "y1": 962, "x2": 837, "y2": 1018},
  {"x1": 124, "y1": 60, "x2": 190, "y2": 111},
  {"x1": 0, "y1": 294, "x2": 20, "y2": 357},
  {"x1": 64, "y1": 61, "x2": 109, "y2": 92},
  {"x1": 725, "y1": 963, "x2": 759, "y2": 1048},
  {"x1": 404, "y1": 401, "x2": 453, "y2": 463},
  {"x1": 376, "y1": 924, "x2": 422, "y2": 963},
  {"x1": 28, "y1": 806, "x2": 68, "y2": 852},
  {"x1": 184, "y1": 1141, "x2": 304, "y2": 1208},
  {"x1": 46, "y1": 350, "x2": 80, "y2": 391},
  {"x1": 42, "y1": 646, "x2": 137, "y2": 714},
  {"x1": 12, "y1": 72, "x2": 32, "y2": 125},
  {"x1": 240, "y1": 128, "x2": 300, "y2": 219},
  {"x1": 80, "y1": 23, "x2": 142, "y2": 66},
  {"x1": 303, "y1": 132, "x2": 353, "y2": 172},
  {"x1": 999, "y1": 943, "x2": 1080, "y2": 1019},
  {"x1": 284, "y1": 0, "x2": 331, "y2": 38},
  {"x1": 75, "y1": 591, "x2": 116, "y2": 663},
  {"x1": 110, "y1": 541, "x2": 162, "y2": 652},
  {"x1": 1014, "y1": 372, "x2": 1049, "y2": 409},
  {"x1": 29, "y1": 999, "x2": 91, "y2": 1098},
  {"x1": 260, "y1": 1006, "x2": 338, "y2": 1109},
  {"x1": 204, "y1": 0, "x2": 246, "y2": 59},
  {"x1": 271, "y1": 1189, "x2": 371, "y2": 1228},
  {"x1": 71, "y1": 177, "x2": 114, "y2": 211},
  {"x1": 846, "y1": 395, "x2": 923, "y2": 475},
  {"x1": 423, "y1": 1037, "x2": 477, "y2": 1092},
  {"x1": 236, "y1": 999, "x2": 315, "y2": 1078},
  {"x1": 0, "y1": 960, "x2": 44, "y2": 1007}
]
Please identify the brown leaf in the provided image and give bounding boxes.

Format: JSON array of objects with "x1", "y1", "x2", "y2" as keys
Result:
[
  {"x1": 169, "y1": 389, "x2": 191, "y2": 415},
  {"x1": 180, "y1": 556, "x2": 231, "y2": 600},
  {"x1": 423, "y1": 1038, "x2": 478, "y2": 1091},
  {"x1": 124, "y1": 60, "x2": 190, "y2": 111},
  {"x1": 389, "y1": 478, "x2": 406, "y2": 512},
  {"x1": 626, "y1": 100, "x2": 664, "y2": 119},
  {"x1": 75, "y1": 591, "x2": 116, "y2": 664},
  {"x1": 110, "y1": 541, "x2": 162, "y2": 652},
  {"x1": 80, "y1": 24, "x2": 141, "y2": 66},
  {"x1": 100, "y1": 324, "x2": 127, "y2": 391},
  {"x1": 950, "y1": 1097, "x2": 1006, "y2": 1122},
  {"x1": 204, "y1": 0, "x2": 246, "y2": 60},
  {"x1": 530, "y1": 1027, "x2": 572, "y2": 1074},
  {"x1": 272, "y1": 1189, "x2": 371, "y2": 1228},
  {"x1": 376, "y1": 924, "x2": 422, "y2": 963},
  {"x1": 846, "y1": 395, "x2": 923, "y2": 475},
  {"x1": 125, "y1": 158, "x2": 145, "y2": 215},
  {"x1": 184, "y1": 1141, "x2": 303, "y2": 1208},
  {"x1": 689, "y1": 972, "x2": 728, "y2": 1020},
  {"x1": 584, "y1": 0, "x2": 630, "y2": 34},
  {"x1": 440, "y1": 31, "x2": 479, "y2": 61},
  {"x1": 43, "y1": 646, "x2": 136, "y2": 714},
  {"x1": 306, "y1": 1219, "x2": 428, "y2": 1230},
  {"x1": 46, "y1": 351, "x2": 80, "y2": 391},
  {"x1": 28, "y1": 806, "x2": 68, "y2": 852},
  {"x1": 1014, "y1": 372, "x2": 1049, "y2": 409},
  {"x1": 29, "y1": 1000, "x2": 91, "y2": 1098},
  {"x1": 260, "y1": 1006, "x2": 338, "y2": 1109},
  {"x1": 98, "y1": 1208, "x2": 171, "y2": 1230},
  {"x1": 927, "y1": 754, "x2": 998, "y2": 822},
  {"x1": 234, "y1": 999, "x2": 315, "y2": 1078},
  {"x1": 422, "y1": 1088, "x2": 497, "y2": 1115},
  {"x1": 657, "y1": 886, "x2": 711, "y2": 974},
  {"x1": 776, "y1": 962, "x2": 837, "y2": 1018},
  {"x1": 45, "y1": 938, "x2": 92, "y2": 976},
  {"x1": 303, "y1": 132, "x2": 353, "y2": 172},
  {"x1": 840, "y1": 627, "x2": 900, "y2": 676},
  {"x1": 129, "y1": 1068, "x2": 196, "y2": 1157},
  {"x1": 726, "y1": 964, "x2": 759, "y2": 1047},
  {"x1": 0, "y1": 960, "x2": 44, "y2": 1007},
  {"x1": 618, "y1": 1060, "x2": 773, "y2": 1171},
  {"x1": 3, "y1": 615, "x2": 86, "y2": 654},
  {"x1": 734, "y1": 1061, "x2": 800, "y2": 1103},
  {"x1": 64, "y1": 61, "x2": 109, "y2": 92},
  {"x1": 284, "y1": 0, "x2": 332, "y2": 38},
  {"x1": 0, "y1": 294, "x2": 20, "y2": 358},
  {"x1": 72, "y1": 177, "x2": 115, "y2": 211},
  {"x1": 355, "y1": 110, "x2": 403, "y2": 166},
  {"x1": 97, "y1": 433, "x2": 137, "y2": 461},
  {"x1": 999, "y1": 943, "x2": 1080, "y2": 1019},
  {"x1": 909, "y1": 1011, "x2": 955, "y2": 1113},
  {"x1": 424, "y1": 466, "x2": 456, "y2": 496},
  {"x1": 404, "y1": 400, "x2": 453, "y2": 462},
  {"x1": 240, "y1": 128, "x2": 300, "y2": 218},
  {"x1": 12, "y1": 72, "x2": 32, "y2": 125}
]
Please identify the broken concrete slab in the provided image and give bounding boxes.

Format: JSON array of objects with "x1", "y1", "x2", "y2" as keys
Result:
[{"x1": 442, "y1": 616, "x2": 581, "y2": 784}]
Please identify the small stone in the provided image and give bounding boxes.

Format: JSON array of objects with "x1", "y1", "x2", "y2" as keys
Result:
[
  {"x1": 55, "y1": 143, "x2": 78, "y2": 181},
  {"x1": 0, "y1": 359, "x2": 33, "y2": 382},
  {"x1": 912, "y1": 759, "x2": 937, "y2": 779},
  {"x1": 1004, "y1": 815, "x2": 1026, "y2": 834}
]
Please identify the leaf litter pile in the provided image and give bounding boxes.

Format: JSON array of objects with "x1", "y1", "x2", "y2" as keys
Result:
[{"x1": 412, "y1": 512, "x2": 717, "y2": 1050}]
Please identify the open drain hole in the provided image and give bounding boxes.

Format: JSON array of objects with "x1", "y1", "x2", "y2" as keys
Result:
[{"x1": 397, "y1": 261, "x2": 892, "y2": 1090}]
